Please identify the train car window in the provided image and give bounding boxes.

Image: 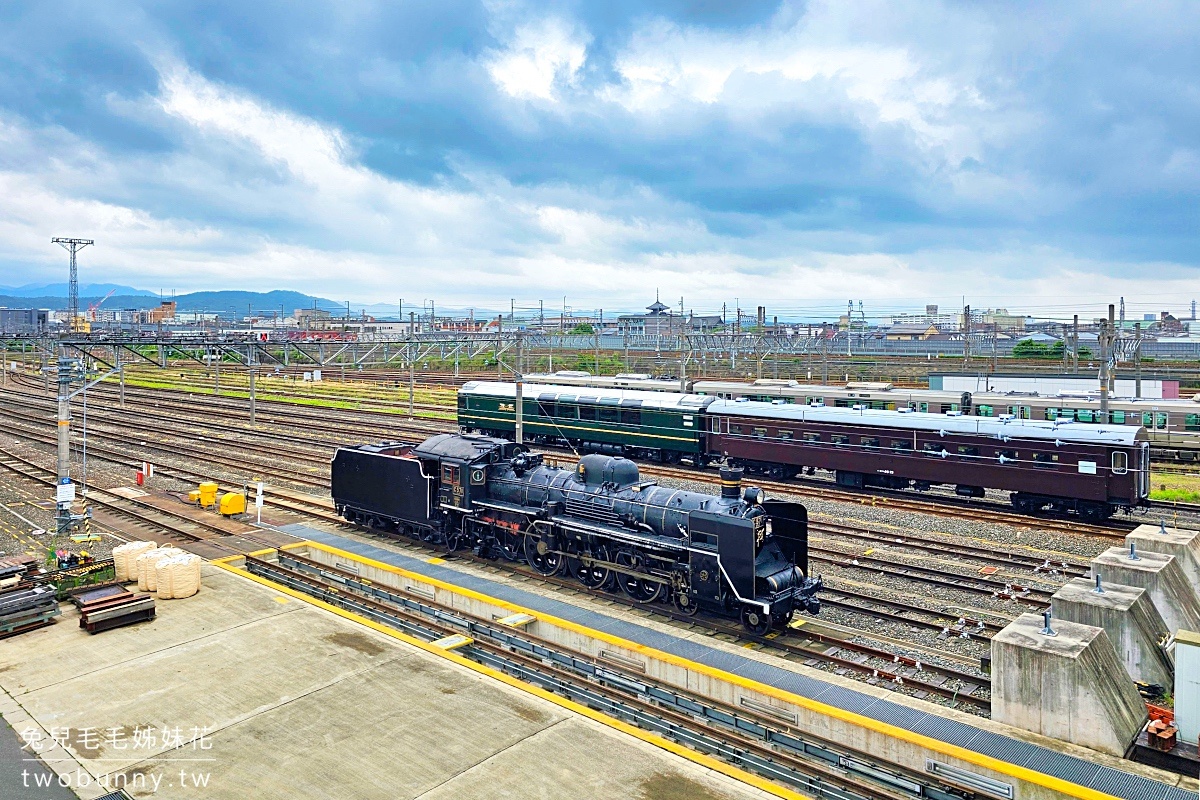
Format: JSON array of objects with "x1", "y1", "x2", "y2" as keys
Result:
[
  {"x1": 731, "y1": 424, "x2": 743, "y2": 435},
  {"x1": 778, "y1": 430, "x2": 794, "y2": 440},
  {"x1": 918, "y1": 403, "x2": 929, "y2": 412},
  {"x1": 1113, "y1": 451, "x2": 1129, "y2": 474},
  {"x1": 1076, "y1": 409, "x2": 1094, "y2": 423},
  {"x1": 835, "y1": 399, "x2": 855, "y2": 408},
  {"x1": 1143, "y1": 412, "x2": 1167, "y2": 429},
  {"x1": 891, "y1": 439, "x2": 913, "y2": 452},
  {"x1": 620, "y1": 410, "x2": 641, "y2": 425},
  {"x1": 558, "y1": 405, "x2": 578, "y2": 419},
  {"x1": 559, "y1": 394, "x2": 576, "y2": 403},
  {"x1": 1047, "y1": 408, "x2": 1059, "y2": 420},
  {"x1": 921, "y1": 442, "x2": 944, "y2": 456},
  {"x1": 710, "y1": 417, "x2": 720, "y2": 433},
  {"x1": 538, "y1": 401, "x2": 556, "y2": 418},
  {"x1": 861, "y1": 436, "x2": 879, "y2": 449},
  {"x1": 997, "y1": 449, "x2": 1018, "y2": 461},
  {"x1": 802, "y1": 432, "x2": 821, "y2": 443},
  {"x1": 692, "y1": 530, "x2": 718, "y2": 549},
  {"x1": 957, "y1": 445, "x2": 979, "y2": 456},
  {"x1": 1187, "y1": 414, "x2": 1200, "y2": 431},
  {"x1": 441, "y1": 465, "x2": 459, "y2": 485},
  {"x1": 1032, "y1": 453, "x2": 1059, "y2": 467},
  {"x1": 831, "y1": 434, "x2": 850, "y2": 446},
  {"x1": 578, "y1": 405, "x2": 597, "y2": 421},
  {"x1": 752, "y1": 427, "x2": 768, "y2": 438},
  {"x1": 1111, "y1": 410, "x2": 1126, "y2": 424},
  {"x1": 599, "y1": 407, "x2": 619, "y2": 423},
  {"x1": 976, "y1": 405, "x2": 994, "y2": 417}
]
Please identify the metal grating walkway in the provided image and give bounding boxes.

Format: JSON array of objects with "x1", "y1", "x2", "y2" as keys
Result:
[{"x1": 287, "y1": 526, "x2": 1191, "y2": 800}]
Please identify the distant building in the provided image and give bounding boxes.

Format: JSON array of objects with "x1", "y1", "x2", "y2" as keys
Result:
[
  {"x1": 975, "y1": 308, "x2": 1026, "y2": 332},
  {"x1": 0, "y1": 308, "x2": 48, "y2": 333},
  {"x1": 145, "y1": 301, "x2": 176, "y2": 324},
  {"x1": 617, "y1": 300, "x2": 722, "y2": 335},
  {"x1": 884, "y1": 322, "x2": 940, "y2": 341},
  {"x1": 296, "y1": 308, "x2": 333, "y2": 328},
  {"x1": 886, "y1": 304, "x2": 958, "y2": 330}
]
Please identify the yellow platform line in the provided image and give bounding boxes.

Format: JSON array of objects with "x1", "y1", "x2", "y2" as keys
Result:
[
  {"x1": 221, "y1": 542, "x2": 1126, "y2": 800},
  {"x1": 210, "y1": 553, "x2": 805, "y2": 800}
]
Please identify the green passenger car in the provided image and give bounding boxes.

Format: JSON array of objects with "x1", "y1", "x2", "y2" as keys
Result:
[{"x1": 457, "y1": 381, "x2": 715, "y2": 463}]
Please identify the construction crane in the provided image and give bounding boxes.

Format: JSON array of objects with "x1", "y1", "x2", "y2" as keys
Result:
[{"x1": 86, "y1": 289, "x2": 117, "y2": 327}]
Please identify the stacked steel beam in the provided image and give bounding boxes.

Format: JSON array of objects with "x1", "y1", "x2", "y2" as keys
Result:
[
  {"x1": 0, "y1": 584, "x2": 60, "y2": 637},
  {"x1": 72, "y1": 584, "x2": 155, "y2": 633}
]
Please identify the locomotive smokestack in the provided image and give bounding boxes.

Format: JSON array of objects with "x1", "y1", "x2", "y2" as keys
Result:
[{"x1": 719, "y1": 465, "x2": 744, "y2": 499}]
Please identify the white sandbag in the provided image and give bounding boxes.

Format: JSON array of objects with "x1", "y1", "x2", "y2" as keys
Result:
[
  {"x1": 134, "y1": 548, "x2": 159, "y2": 591},
  {"x1": 113, "y1": 541, "x2": 156, "y2": 582},
  {"x1": 155, "y1": 556, "x2": 173, "y2": 599},
  {"x1": 136, "y1": 546, "x2": 181, "y2": 591},
  {"x1": 158, "y1": 554, "x2": 202, "y2": 599}
]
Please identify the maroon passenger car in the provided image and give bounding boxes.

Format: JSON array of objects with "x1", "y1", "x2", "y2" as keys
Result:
[{"x1": 706, "y1": 401, "x2": 1150, "y2": 520}]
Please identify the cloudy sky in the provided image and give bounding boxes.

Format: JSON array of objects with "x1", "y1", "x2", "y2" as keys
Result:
[{"x1": 0, "y1": 1, "x2": 1197, "y2": 318}]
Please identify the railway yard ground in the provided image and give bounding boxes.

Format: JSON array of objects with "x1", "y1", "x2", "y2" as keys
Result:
[{"x1": 0, "y1": 363, "x2": 1198, "y2": 799}]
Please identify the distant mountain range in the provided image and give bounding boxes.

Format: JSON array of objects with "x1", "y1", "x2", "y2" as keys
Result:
[
  {"x1": 0, "y1": 286, "x2": 507, "y2": 320},
  {"x1": 0, "y1": 282, "x2": 157, "y2": 298},
  {"x1": 0, "y1": 288, "x2": 347, "y2": 317}
]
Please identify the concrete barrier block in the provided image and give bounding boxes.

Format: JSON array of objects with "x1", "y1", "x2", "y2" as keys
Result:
[
  {"x1": 1092, "y1": 547, "x2": 1200, "y2": 635},
  {"x1": 991, "y1": 613, "x2": 1148, "y2": 757},
  {"x1": 1127, "y1": 523, "x2": 1200, "y2": 589},
  {"x1": 1051, "y1": 577, "x2": 1173, "y2": 688}
]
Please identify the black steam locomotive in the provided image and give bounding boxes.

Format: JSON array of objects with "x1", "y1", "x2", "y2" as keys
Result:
[{"x1": 331, "y1": 433, "x2": 822, "y2": 633}]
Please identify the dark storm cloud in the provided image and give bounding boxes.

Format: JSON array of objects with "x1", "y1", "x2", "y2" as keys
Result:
[{"x1": 0, "y1": 0, "x2": 1197, "y2": 310}]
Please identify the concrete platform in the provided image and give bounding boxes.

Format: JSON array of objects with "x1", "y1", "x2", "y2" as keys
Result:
[
  {"x1": 286, "y1": 525, "x2": 1198, "y2": 800},
  {"x1": 0, "y1": 566, "x2": 776, "y2": 800}
]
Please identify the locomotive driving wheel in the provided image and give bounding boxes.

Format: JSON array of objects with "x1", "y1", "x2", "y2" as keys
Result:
[
  {"x1": 740, "y1": 606, "x2": 772, "y2": 636},
  {"x1": 523, "y1": 534, "x2": 563, "y2": 575},
  {"x1": 574, "y1": 545, "x2": 615, "y2": 590},
  {"x1": 672, "y1": 590, "x2": 699, "y2": 616},
  {"x1": 615, "y1": 549, "x2": 665, "y2": 604}
]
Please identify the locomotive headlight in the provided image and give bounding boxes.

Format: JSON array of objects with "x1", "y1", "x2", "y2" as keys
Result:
[{"x1": 743, "y1": 487, "x2": 764, "y2": 505}]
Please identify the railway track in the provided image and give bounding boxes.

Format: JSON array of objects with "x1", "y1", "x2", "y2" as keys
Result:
[
  {"x1": 0, "y1": 404, "x2": 1084, "y2": 593},
  {"x1": 0, "y1": 447, "x2": 280, "y2": 556},
  {"x1": 0, "y1": 419, "x2": 995, "y2": 710},
  {"x1": 0, "y1": 377, "x2": 1162, "y2": 539}
]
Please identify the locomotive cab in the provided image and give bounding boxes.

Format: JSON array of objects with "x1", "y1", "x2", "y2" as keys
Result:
[
  {"x1": 685, "y1": 497, "x2": 820, "y2": 635},
  {"x1": 412, "y1": 433, "x2": 520, "y2": 513}
]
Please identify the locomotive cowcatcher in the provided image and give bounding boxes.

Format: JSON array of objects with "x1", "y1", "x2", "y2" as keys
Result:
[{"x1": 331, "y1": 433, "x2": 822, "y2": 634}]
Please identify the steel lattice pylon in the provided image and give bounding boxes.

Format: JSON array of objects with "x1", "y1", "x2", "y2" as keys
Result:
[{"x1": 51, "y1": 237, "x2": 94, "y2": 333}]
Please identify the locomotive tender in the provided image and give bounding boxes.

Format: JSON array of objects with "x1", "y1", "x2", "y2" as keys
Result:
[
  {"x1": 458, "y1": 381, "x2": 1150, "y2": 519},
  {"x1": 331, "y1": 433, "x2": 822, "y2": 634}
]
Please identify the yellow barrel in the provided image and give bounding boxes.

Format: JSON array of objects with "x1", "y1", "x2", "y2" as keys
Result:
[
  {"x1": 219, "y1": 492, "x2": 246, "y2": 516},
  {"x1": 198, "y1": 482, "x2": 219, "y2": 508}
]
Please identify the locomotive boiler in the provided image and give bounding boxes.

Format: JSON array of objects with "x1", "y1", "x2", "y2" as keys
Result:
[{"x1": 331, "y1": 433, "x2": 822, "y2": 634}]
